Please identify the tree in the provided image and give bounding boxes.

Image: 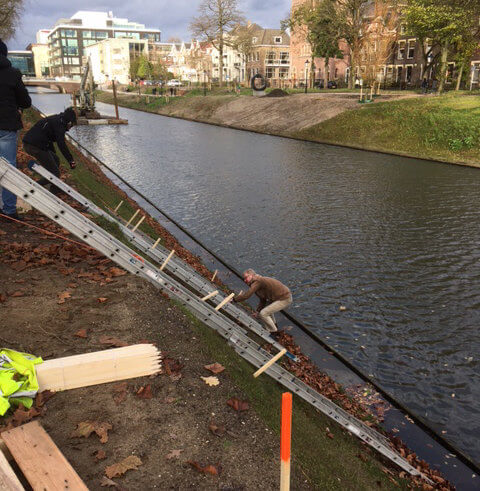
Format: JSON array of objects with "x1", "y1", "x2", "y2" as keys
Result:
[
  {"x1": 129, "y1": 57, "x2": 141, "y2": 82},
  {"x1": 405, "y1": 0, "x2": 480, "y2": 93},
  {"x1": 190, "y1": 0, "x2": 245, "y2": 86},
  {"x1": 137, "y1": 54, "x2": 153, "y2": 80},
  {"x1": 0, "y1": 0, "x2": 24, "y2": 39},
  {"x1": 230, "y1": 24, "x2": 255, "y2": 84}
]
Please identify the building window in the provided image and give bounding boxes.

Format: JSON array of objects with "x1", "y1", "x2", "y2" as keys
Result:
[
  {"x1": 256, "y1": 52, "x2": 259, "y2": 61},
  {"x1": 406, "y1": 65, "x2": 413, "y2": 82},
  {"x1": 398, "y1": 41, "x2": 406, "y2": 60},
  {"x1": 266, "y1": 67, "x2": 274, "y2": 78},
  {"x1": 407, "y1": 40, "x2": 415, "y2": 59},
  {"x1": 279, "y1": 67, "x2": 288, "y2": 78},
  {"x1": 279, "y1": 52, "x2": 289, "y2": 64},
  {"x1": 265, "y1": 51, "x2": 275, "y2": 64},
  {"x1": 252, "y1": 37, "x2": 257, "y2": 44},
  {"x1": 274, "y1": 36, "x2": 282, "y2": 44}
]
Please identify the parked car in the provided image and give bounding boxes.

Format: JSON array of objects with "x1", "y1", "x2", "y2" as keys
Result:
[
  {"x1": 167, "y1": 79, "x2": 182, "y2": 87},
  {"x1": 327, "y1": 80, "x2": 338, "y2": 89}
]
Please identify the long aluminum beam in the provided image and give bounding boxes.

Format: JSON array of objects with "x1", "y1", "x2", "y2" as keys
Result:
[
  {"x1": 29, "y1": 162, "x2": 296, "y2": 360},
  {"x1": 0, "y1": 158, "x2": 430, "y2": 482}
]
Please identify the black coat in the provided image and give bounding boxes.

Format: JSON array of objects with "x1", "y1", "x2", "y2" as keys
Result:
[
  {"x1": 23, "y1": 108, "x2": 76, "y2": 163},
  {"x1": 0, "y1": 55, "x2": 31, "y2": 131}
]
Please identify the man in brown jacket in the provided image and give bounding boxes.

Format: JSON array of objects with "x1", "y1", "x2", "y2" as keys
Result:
[{"x1": 233, "y1": 269, "x2": 292, "y2": 333}]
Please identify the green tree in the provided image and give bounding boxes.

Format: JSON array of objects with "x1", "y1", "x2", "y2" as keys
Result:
[
  {"x1": 137, "y1": 54, "x2": 153, "y2": 80},
  {"x1": 129, "y1": 57, "x2": 141, "y2": 82},
  {"x1": 0, "y1": 0, "x2": 24, "y2": 39},
  {"x1": 190, "y1": 0, "x2": 245, "y2": 86},
  {"x1": 405, "y1": 0, "x2": 479, "y2": 93}
]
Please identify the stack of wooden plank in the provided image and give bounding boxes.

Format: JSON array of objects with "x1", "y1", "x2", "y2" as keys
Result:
[
  {"x1": 37, "y1": 344, "x2": 162, "y2": 392},
  {"x1": 1, "y1": 421, "x2": 88, "y2": 490}
]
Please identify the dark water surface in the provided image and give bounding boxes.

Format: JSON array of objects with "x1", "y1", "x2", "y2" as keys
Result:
[{"x1": 31, "y1": 91, "x2": 480, "y2": 464}]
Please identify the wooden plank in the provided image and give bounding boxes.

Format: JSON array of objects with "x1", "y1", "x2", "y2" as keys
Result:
[
  {"x1": 36, "y1": 345, "x2": 161, "y2": 392},
  {"x1": 214, "y1": 293, "x2": 235, "y2": 311},
  {"x1": 201, "y1": 290, "x2": 218, "y2": 302},
  {"x1": 2, "y1": 421, "x2": 88, "y2": 491},
  {"x1": 0, "y1": 450, "x2": 24, "y2": 490},
  {"x1": 253, "y1": 349, "x2": 287, "y2": 378},
  {"x1": 0, "y1": 441, "x2": 13, "y2": 461},
  {"x1": 159, "y1": 249, "x2": 175, "y2": 271}
]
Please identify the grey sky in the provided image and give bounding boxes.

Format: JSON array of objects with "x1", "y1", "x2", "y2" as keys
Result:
[{"x1": 9, "y1": 0, "x2": 291, "y2": 50}]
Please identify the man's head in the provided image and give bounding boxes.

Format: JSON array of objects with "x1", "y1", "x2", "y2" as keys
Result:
[
  {"x1": 62, "y1": 107, "x2": 77, "y2": 130},
  {"x1": 243, "y1": 269, "x2": 256, "y2": 285},
  {"x1": 0, "y1": 39, "x2": 7, "y2": 57}
]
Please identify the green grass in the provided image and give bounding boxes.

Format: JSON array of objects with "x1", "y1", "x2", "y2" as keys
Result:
[
  {"x1": 182, "y1": 308, "x2": 410, "y2": 490},
  {"x1": 295, "y1": 93, "x2": 480, "y2": 166}
]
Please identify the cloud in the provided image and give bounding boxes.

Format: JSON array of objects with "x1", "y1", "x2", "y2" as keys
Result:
[{"x1": 9, "y1": 0, "x2": 291, "y2": 49}]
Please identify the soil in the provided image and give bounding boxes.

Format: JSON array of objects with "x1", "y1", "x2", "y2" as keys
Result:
[{"x1": 0, "y1": 211, "x2": 311, "y2": 490}]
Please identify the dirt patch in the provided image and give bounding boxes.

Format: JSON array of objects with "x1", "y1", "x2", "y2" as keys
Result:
[
  {"x1": 265, "y1": 89, "x2": 289, "y2": 98},
  {"x1": 0, "y1": 213, "x2": 311, "y2": 490}
]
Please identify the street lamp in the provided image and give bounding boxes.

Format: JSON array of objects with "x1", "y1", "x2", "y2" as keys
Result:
[
  {"x1": 304, "y1": 59, "x2": 310, "y2": 94},
  {"x1": 203, "y1": 70, "x2": 207, "y2": 96}
]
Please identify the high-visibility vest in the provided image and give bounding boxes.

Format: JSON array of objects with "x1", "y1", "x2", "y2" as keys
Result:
[{"x1": 0, "y1": 349, "x2": 43, "y2": 415}]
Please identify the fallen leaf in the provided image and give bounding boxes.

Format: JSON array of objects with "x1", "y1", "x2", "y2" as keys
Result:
[
  {"x1": 109, "y1": 267, "x2": 127, "y2": 277},
  {"x1": 204, "y1": 363, "x2": 225, "y2": 374},
  {"x1": 209, "y1": 423, "x2": 226, "y2": 437},
  {"x1": 100, "y1": 476, "x2": 118, "y2": 487},
  {"x1": 226, "y1": 397, "x2": 249, "y2": 412},
  {"x1": 99, "y1": 335, "x2": 128, "y2": 347},
  {"x1": 164, "y1": 397, "x2": 176, "y2": 404},
  {"x1": 187, "y1": 461, "x2": 220, "y2": 476},
  {"x1": 136, "y1": 384, "x2": 153, "y2": 400},
  {"x1": 95, "y1": 450, "x2": 107, "y2": 461},
  {"x1": 11, "y1": 406, "x2": 40, "y2": 426},
  {"x1": 74, "y1": 329, "x2": 88, "y2": 339},
  {"x1": 166, "y1": 449, "x2": 183, "y2": 460},
  {"x1": 98, "y1": 297, "x2": 108, "y2": 303},
  {"x1": 0, "y1": 294, "x2": 7, "y2": 303},
  {"x1": 105, "y1": 455, "x2": 143, "y2": 479},
  {"x1": 113, "y1": 382, "x2": 127, "y2": 405},
  {"x1": 71, "y1": 421, "x2": 113, "y2": 444},
  {"x1": 57, "y1": 291, "x2": 72, "y2": 304},
  {"x1": 326, "y1": 432, "x2": 334, "y2": 440},
  {"x1": 201, "y1": 376, "x2": 220, "y2": 387},
  {"x1": 11, "y1": 291, "x2": 25, "y2": 298},
  {"x1": 10, "y1": 260, "x2": 27, "y2": 272},
  {"x1": 35, "y1": 391, "x2": 55, "y2": 408}
]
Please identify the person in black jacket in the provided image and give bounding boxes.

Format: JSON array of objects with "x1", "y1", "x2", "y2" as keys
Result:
[
  {"x1": 23, "y1": 107, "x2": 77, "y2": 194},
  {"x1": 0, "y1": 38, "x2": 32, "y2": 220}
]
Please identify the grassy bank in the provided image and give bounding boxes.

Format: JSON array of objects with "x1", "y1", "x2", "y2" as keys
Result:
[
  {"x1": 18, "y1": 107, "x2": 412, "y2": 489},
  {"x1": 295, "y1": 94, "x2": 480, "y2": 166},
  {"x1": 97, "y1": 89, "x2": 480, "y2": 167}
]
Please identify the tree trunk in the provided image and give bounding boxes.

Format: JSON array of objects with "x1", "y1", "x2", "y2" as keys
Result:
[
  {"x1": 455, "y1": 61, "x2": 464, "y2": 91},
  {"x1": 348, "y1": 51, "x2": 356, "y2": 89},
  {"x1": 325, "y1": 58, "x2": 330, "y2": 86},
  {"x1": 437, "y1": 42, "x2": 449, "y2": 95},
  {"x1": 219, "y1": 37, "x2": 224, "y2": 87}
]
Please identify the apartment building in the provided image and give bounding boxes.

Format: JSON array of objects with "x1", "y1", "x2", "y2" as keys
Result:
[
  {"x1": 27, "y1": 43, "x2": 50, "y2": 78},
  {"x1": 46, "y1": 11, "x2": 161, "y2": 79},
  {"x1": 245, "y1": 24, "x2": 291, "y2": 84},
  {"x1": 7, "y1": 51, "x2": 35, "y2": 77}
]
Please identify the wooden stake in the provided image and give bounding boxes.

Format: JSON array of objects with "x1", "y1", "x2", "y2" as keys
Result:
[
  {"x1": 114, "y1": 200, "x2": 124, "y2": 213},
  {"x1": 214, "y1": 293, "x2": 235, "y2": 311},
  {"x1": 160, "y1": 249, "x2": 175, "y2": 271},
  {"x1": 211, "y1": 270, "x2": 218, "y2": 282},
  {"x1": 151, "y1": 238, "x2": 161, "y2": 250},
  {"x1": 132, "y1": 215, "x2": 145, "y2": 232},
  {"x1": 370, "y1": 84, "x2": 374, "y2": 100},
  {"x1": 126, "y1": 209, "x2": 140, "y2": 227},
  {"x1": 0, "y1": 447, "x2": 23, "y2": 489},
  {"x1": 201, "y1": 290, "x2": 218, "y2": 302},
  {"x1": 112, "y1": 80, "x2": 120, "y2": 120},
  {"x1": 280, "y1": 392, "x2": 293, "y2": 491},
  {"x1": 360, "y1": 85, "x2": 363, "y2": 101},
  {"x1": 253, "y1": 349, "x2": 287, "y2": 378}
]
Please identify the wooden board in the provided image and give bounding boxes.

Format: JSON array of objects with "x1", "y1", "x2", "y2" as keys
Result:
[
  {"x1": 2, "y1": 421, "x2": 88, "y2": 491},
  {"x1": 0, "y1": 450, "x2": 24, "y2": 490},
  {"x1": 36, "y1": 344, "x2": 161, "y2": 392}
]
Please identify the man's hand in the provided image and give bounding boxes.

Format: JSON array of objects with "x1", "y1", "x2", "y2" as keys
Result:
[{"x1": 69, "y1": 160, "x2": 76, "y2": 169}]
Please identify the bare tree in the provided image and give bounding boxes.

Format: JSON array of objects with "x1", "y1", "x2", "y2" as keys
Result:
[
  {"x1": 0, "y1": 0, "x2": 24, "y2": 40},
  {"x1": 190, "y1": 0, "x2": 245, "y2": 86}
]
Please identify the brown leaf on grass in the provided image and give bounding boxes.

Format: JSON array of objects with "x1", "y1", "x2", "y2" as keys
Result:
[
  {"x1": 166, "y1": 449, "x2": 183, "y2": 460},
  {"x1": 11, "y1": 406, "x2": 40, "y2": 426},
  {"x1": 105, "y1": 455, "x2": 143, "y2": 479},
  {"x1": 74, "y1": 329, "x2": 88, "y2": 339},
  {"x1": 226, "y1": 397, "x2": 249, "y2": 412},
  {"x1": 57, "y1": 291, "x2": 72, "y2": 304},
  {"x1": 187, "y1": 461, "x2": 220, "y2": 476},
  {"x1": 71, "y1": 421, "x2": 113, "y2": 444},
  {"x1": 113, "y1": 382, "x2": 128, "y2": 405},
  {"x1": 201, "y1": 376, "x2": 219, "y2": 387},
  {"x1": 326, "y1": 432, "x2": 334, "y2": 440},
  {"x1": 100, "y1": 477, "x2": 118, "y2": 487},
  {"x1": 98, "y1": 297, "x2": 108, "y2": 303},
  {"x1": 209, "y1": 423, "x2": 226, "y2": 437},
  {"x1": 0, "y1": 294, "x2": 6, "y2": 303},
  {"x1": 11, "y1": 291, "x2": 25, "y2": 298},
  {"x1": 136, "y1": 384, "x2": 153, "y2": 400},
  {"x1": 99, "y1": 335, "x2": 128, "y2": 347},
  {"x1": 95, "y1": 450, "x2": 107, "y2": 461},
  {"x1": 204, "y1": 363, "x2": 225, "y2": 374},
  {"x1": 357, "y1": 453, "x2": 368, "y2": 462},
  {"x1": 10, "y1": 260, "x2": 27, "y2": 272},
  {"x1": 109, "y1": 267, "x2": 127, "y2": 277}
]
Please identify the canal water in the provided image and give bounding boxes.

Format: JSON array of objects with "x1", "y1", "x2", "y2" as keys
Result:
[{"x1": 30, "y1": 91, "x2": 480, "y2": 464}]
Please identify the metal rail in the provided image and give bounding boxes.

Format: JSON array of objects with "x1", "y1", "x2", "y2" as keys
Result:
[{"x1": 0, "y1": 158, "x2": 430, "y2": 482}]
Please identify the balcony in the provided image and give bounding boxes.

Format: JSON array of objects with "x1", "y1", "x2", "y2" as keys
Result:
[{"x1": 265, "y1": 58, "x2": 290, "y2": 66}]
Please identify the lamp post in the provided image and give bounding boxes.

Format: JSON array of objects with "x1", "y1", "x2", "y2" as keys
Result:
[
  {"x1": 304, "y1": 59, "x2": 310, "y2": 94},
  {"x1": 203, "y1": 70, "x2": 207, "y2": 96}
]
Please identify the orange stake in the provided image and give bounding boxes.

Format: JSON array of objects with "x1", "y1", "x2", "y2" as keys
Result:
[{"x1": 280, "y1": 392, "x2": 292, "y2": 491}]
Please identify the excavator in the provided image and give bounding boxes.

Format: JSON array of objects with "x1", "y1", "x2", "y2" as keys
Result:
[{"x1": 72, "y1": 56, "x2": 101, "y2": 119}]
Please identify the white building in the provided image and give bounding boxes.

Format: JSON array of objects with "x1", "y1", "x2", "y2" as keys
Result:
[{"x1": 209, "y1": 42, "x2": 246, "y2": 83}]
